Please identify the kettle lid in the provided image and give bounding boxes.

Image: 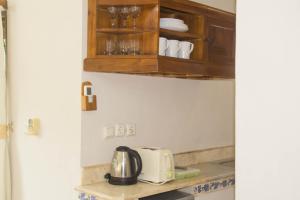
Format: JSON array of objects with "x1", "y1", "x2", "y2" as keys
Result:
[{"x1": 116, "y1": 146, "x2": 130, "y2": 152}]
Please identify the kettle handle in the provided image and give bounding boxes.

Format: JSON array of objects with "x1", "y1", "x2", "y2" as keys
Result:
[{"x1": 129, "y1": 149, "x2": 143, "y2": 178}]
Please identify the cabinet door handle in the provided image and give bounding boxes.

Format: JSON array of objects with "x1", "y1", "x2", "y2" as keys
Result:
[{"x1": 205, "y1": 37, "x2": 215, "y2": 45}]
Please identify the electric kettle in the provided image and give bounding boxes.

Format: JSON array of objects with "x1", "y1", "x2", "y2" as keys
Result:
[{"x1": 105, "y1": 146, "x2": 142, "y2": 185}]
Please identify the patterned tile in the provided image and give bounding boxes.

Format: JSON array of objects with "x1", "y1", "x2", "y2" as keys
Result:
[
  {"x1": 181, "y1": 176, "x2": 235, "y2": 194},
  {"x1": 79, "y1": 193, "x2": 97, "y2": 200}
]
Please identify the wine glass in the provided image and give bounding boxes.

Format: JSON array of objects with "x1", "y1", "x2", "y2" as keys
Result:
[
  {"x1": 119, "y1": 40, "x2": 129, "y2": 55},
  {"x1": 129, "y1": 39, "x2": 140, "y2": 55},
  {"x1": 105, "y1": 39, "x2": 116, "y2": 55},
  {"x1": 130, "y1": 6, "x2": 141, "y2": 29},
  {"x1": 119, "y1": 7, "x2": 130, "y2": 28},
  {"x1": 107, "y1": 6, "x2": 119, "y2": 28}
]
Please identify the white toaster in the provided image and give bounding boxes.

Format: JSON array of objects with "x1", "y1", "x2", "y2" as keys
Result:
[{"x1": 134, "y1": 147, "x2": 175, "y2": 184}]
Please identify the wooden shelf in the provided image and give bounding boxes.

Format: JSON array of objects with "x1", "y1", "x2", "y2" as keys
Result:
[
  {"x1": 97, "y1": 28, "x2": 157, "y2": 34},
  {"x1": 96, "y1": 0, "x2": 158, "y2": 6},
  {"x1": 158, "y1": 56, "x2": 203, "y2": 64},
  {"x1": 157, "y1": 56, "x2": 206, "y2": 75},
  {"x1": 91, "y1": 55, "x2": 202, "y2": 63},
  {"x1": 84, "y1": 56, "x2": 234, "y2": 79},
  {"x1": 84, "y1": 55, "x2": 157, "y2": 73},
  {"x1": 160, "y1": 28, "x2": 201, "y2": 40},
  {"x1": 93, "y1": 55, "x2": 157, "y2": 59},
  {"x1": 84, "y1": 55, "x2": 211, "y2": 78}
]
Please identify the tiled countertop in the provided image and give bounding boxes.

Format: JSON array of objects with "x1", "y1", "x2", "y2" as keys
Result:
[{"x1": 76, "y1": 160, "x2": 235, "y2": 200}]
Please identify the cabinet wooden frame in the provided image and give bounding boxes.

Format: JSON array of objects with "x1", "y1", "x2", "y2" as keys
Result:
[
  {"x1": 85, "y1": 0, "x2": 236, "y2": 79},
  {"x1": 0, "y1": 0, "x2": 6, "y2": 8}
]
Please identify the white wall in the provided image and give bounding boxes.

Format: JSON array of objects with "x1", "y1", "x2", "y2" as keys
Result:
[
  {"x1": 81, "y1": 0, "x2": 235, "y2": 167},
  {"x1": 236, "y1": 0, "x2": 300, "y2": 199},
  {"x1": 8, "y1": 0, "x2": 83, "y2": 199}
]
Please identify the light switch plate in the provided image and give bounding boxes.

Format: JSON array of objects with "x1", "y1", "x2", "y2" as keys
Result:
[
  {"x1": 103, "y1": 126, "x2": 115, "y2": 139},
  {"x1": 115, "y1": 124, "x2": 126, "y2": 137}
]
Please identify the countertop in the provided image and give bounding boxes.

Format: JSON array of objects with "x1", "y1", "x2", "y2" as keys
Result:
[{"x1": 76, "y1": 160, "x2": 235, "y2": 200}]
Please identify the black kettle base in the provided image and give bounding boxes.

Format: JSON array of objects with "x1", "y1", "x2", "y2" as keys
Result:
[{"x1": 108, "y1": 176, "x2": 138, "y2": 185}]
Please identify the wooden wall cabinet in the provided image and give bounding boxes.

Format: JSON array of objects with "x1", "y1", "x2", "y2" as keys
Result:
[
  {"x1": 204, "y1": 17, "x2": 235, "y2": 78},
  {"x1": 84, "y1": 0, "x2": 236, "y2": 79}
]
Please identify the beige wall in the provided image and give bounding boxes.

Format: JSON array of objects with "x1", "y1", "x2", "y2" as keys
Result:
[
  {"x1": 8, "y1": 0, "x2": 82, "y2": 199},
  {"x1": 81, "y1": 0, "x2": 236, "y2": 166},
  {"x1": 236, "y1": 0, "x2": 300, "y2": 199},
  {"x1": 81, "y1": 74, "x2": 235, "y2": 166}
]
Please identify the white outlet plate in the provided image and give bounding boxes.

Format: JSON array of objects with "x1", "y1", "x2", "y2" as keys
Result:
[
  {"x1": 103, "y1": 126, "x2": 115, "y2": 139},
  {"x1": 115, "y1": 124, "x2": 126, "y2": 137},
  {"x1": 126, "y1": 124, "x2": 136, "y2": 136}
]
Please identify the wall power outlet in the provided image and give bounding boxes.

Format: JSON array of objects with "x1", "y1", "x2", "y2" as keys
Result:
[{"x1": 126, "y1": 124, "x2": 136, "y2": 136}]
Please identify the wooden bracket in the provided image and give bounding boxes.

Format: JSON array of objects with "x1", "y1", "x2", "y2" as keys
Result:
[
  {"x1": 0, "y1": 0, "x2": 7, "y2": 9},
  {"x1": 81, "y1": 81, "x2": 97, "y2": 111}
]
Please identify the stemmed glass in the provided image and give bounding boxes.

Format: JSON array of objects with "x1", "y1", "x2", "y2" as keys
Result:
[
  {"x1": 130, "y1": 6, "x2": 141, "y2": 29},
  {"x1": 105, "y1": 39, "x2": 116, "y2": 55},
  {"x1": 119, "y1": 40, "x2": 129, "y2": 55},
  {"x1": 119, "y1": 7, "x2": 130, "y2": 28},
  {"x1": 129, "y1": 39, "x2": 140, "y2": 55},
  {"x1": 107, "y1": 6, "x2": 119, "y2": 28}
]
